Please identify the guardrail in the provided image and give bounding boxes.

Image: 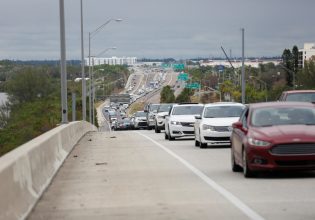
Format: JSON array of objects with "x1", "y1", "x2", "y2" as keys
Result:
[{"x1": 0, "y1": 121, "x2": 97, "y2": 220}]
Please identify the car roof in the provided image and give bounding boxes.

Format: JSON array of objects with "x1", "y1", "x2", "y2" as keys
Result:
[
  {"x1": 173, "y1": 103, "x2": 204, "y2": 107},
  {"x1": 283, "y1": 90, "x2": 315, "y2": 94},
  {"x1": 204, "y1": 102, "x2": 244, "y2": 107},
  {"x1": 249, "y1": 101, "x2": 315, "y2": 109}
]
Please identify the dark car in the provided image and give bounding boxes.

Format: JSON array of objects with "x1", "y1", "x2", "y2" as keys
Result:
[
  {"x1": 231, "y1": 102, "x2": 315, "y2": 177},
  {"x1": 278, "y1": 90, "x2": 315, "y2": 103},
  {"x1": 114, "y1": 118, "x2": 132, "y2": 130}
]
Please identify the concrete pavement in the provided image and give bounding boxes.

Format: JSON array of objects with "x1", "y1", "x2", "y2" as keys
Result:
[{"x1": 28, "y1": 131, "x2": 248, "y2": 220}]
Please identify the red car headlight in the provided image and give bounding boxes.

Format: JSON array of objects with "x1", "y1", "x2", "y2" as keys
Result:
[{"x1": 248, "y1": 137, "x2": 271, "y2": 147}]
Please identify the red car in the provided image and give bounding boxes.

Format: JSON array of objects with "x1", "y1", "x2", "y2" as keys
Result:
[
  {"x1": 231, "y1": 102, "x2": 315, "y2": 177},
  {"x1": 278, "y1": 90, "x2": 315, "y2": 103}
]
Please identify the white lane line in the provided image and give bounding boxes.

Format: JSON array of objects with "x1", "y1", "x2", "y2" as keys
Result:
[{"x1": 135, "y1": 131, "x2": 265, "y2": 220}]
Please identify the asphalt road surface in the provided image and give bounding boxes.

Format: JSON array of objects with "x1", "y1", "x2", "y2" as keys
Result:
[{"x1": 28, "y1": 130, "x2": 315, "y2": 220}]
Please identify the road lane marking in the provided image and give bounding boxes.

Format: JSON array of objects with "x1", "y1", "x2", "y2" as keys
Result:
[{"x1": 135, "y1": 131, "x2": 265, "y2": 220}]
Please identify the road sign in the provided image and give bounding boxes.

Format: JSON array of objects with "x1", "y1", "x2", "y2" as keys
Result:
[
  {"x1": 173, "y1": 63, "x2": 185, "y2": 71},
  {"x1": 216, "y1": 65, "x2": 225, "y2": 72},
  {"x1": 162, "y1": 63, "x2": 170, "y2": 68},
  {"x1": 177, "y1": 73, "x2": 188, "y2": 81},
  {"x1": 185, "y1": 82, "x2": 200, "y2": 89}
]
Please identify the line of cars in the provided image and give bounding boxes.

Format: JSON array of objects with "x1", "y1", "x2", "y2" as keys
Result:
[
  {"x1": 133, "y1": 89, "x2": 315, "y2": 178},
  {"x1": 130, "y1": 103, "x2": 173, "y2": 130}
]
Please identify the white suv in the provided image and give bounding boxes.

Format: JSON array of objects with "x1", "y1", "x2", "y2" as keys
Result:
[
  {"x1": 134, "y1": 111, "x2": 148, "y2": 129},
  {"x1": 154, "y1": 103, "x2": 174, "y2": 133},
  {"x1": 165, "y1": 103, "x2": 204, "y2": 140},
  {"x1": 194, "y1": 102, "x2": 245, "y2": 148}
]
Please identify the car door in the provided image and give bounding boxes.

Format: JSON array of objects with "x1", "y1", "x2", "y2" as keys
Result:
[
  {"x1": 164, "y1": 106, "x2": 173, "y2": 135},
  {"x1": 194, "y1": 108, "x2": 203, "y2": 140},
  {"x1": 232, "y1": 107, "x2": 249, "y2": 162}
]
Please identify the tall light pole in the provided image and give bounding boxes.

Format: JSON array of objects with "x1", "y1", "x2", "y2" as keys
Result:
[
  {"x1": 88, "y1": 18, "x2": 122, "y2": 124},
  {"x1": 241, "y1": 28, "x2": 245, "y2": 104},
  {"x1": 92, "y1": 47, "x2": 117, "y2": 126},
  {"x1": 80, "y1": 0, "x2": 86, "y2": 120},
  {"x1": 59, "y1": 0, "x2": 68, "y2": 124}
]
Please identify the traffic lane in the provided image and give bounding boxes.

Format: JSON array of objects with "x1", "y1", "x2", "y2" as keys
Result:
[
  {"x1": 28, "y1": 131, "x2": 249, "y2": 220},
  {"x1": 140, "y1": 130, "x2": 315, "y2": 220}
]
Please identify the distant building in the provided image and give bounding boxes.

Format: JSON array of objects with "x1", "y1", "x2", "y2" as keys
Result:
[
  {"x1": 299, "y1": 43, "x2": 315, "y2": 68},
  {"x1": 199, "y1": 59, "x2": 281, "y2": 68},
  {"x1": 85, "y1": 56, "x2": 137, "y2": 66}
]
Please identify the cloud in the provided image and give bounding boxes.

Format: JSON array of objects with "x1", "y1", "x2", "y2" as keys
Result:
[{"x1": 0, "y1": 0, "x2": 315, "y2": 60}]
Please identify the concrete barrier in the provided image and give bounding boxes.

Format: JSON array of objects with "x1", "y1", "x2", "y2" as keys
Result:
[{"x1": 0, "y1": 121, "x2": 97, "y2": 220}]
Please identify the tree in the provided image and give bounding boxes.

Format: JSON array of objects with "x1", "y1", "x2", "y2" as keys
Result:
[
  {"x1": 160, "y1": 86, "x2": 175, "y2": 103},
  {"x1": 297, "y1": 60, "x2": 315, "y2": 89},
  {"x1": 175, "y1": 88, "x2": 193, "y2": 103},
  {"x1": 282, "y1": 49, "x2": 293, "y2": 87},
  {"x1": 6, "y1": 67, "x2": 54, "y2": 104},
  {"x1": 0, "y1": 102, "x2": 10, "y2": 129},
  {"x1": 292, "y1": 45, "x2": 299, "y2": 73}
]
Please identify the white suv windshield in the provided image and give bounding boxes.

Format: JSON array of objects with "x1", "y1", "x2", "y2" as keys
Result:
[
  {"x1": 172, "y1": 106, "x2": 203, "y2": 115},
  {"x1": 204, "y1": 106, "x2": 244, "y2": 118},
  {"x1": 135, "y1": 112, "x2": 146, "y2": 117},
  {"x1": 158, "y1": 104, "x2": 172, "y2": 112}
]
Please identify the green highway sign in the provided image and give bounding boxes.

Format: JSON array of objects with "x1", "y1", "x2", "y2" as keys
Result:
[
  {"x1": 185, "y1": 82, "x2": 200, "y2": 89},
  {"x1": 162, "y1": 63, "x2": 170, "y2": 68},
  {"x1": 173, "y1": 63, "x2": 185, "y2": 71},
  {"x1": 177, "y1": 73, "x2": 188, "y2": 81}
]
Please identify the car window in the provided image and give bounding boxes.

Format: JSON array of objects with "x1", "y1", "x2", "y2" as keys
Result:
[
  {"x1": 135, "y1": 111, "x2": 146, "y2": 117},
  {"x1": 172, "y1": 106, "x2": 203, "y2": 115},
  {"x1": 149, "y1": 104, "x2": 160, "y2": 112},
  {"x1": 203, "y1": 106, "x2": 244, "y2": 118},
  {"x1": 286, "y1": 93, "x2": 315, "y2": 102},
  {"x1": 240, "y1": 108, "x2": 248, "y2": 129},
  {"x1": 158, "y1": 104, "x2": 173, "y2": 112},
  {"x1": 251, "y1": 107, "x2": 315, "y2": 127}
]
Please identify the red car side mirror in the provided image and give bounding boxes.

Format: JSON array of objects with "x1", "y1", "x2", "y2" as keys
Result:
[{"x1": 232, "y1": 121, "x2": 243, "y2": 129}]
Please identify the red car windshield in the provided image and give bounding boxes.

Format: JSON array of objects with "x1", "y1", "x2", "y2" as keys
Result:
[{"x1": 251, "y1": 107, "x2": 315, "y2": 127}]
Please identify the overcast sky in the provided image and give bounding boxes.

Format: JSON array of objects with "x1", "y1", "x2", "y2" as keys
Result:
[{"x1": 0, "y1": 0, "x2": 314, "y2": 60}]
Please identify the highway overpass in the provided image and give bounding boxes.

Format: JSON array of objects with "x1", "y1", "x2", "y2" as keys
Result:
[{"x1": 1, "y1": 68, "x2": 315, "y2": 220}]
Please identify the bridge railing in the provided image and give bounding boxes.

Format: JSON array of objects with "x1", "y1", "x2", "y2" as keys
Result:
[{"x1": 0, "y1": 121, "x2": 97, "y2": 220}]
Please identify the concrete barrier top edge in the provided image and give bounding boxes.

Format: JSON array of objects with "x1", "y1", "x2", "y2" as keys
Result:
[{"x1": 0, "y1": 120, "x2": 96, "y2": 171}]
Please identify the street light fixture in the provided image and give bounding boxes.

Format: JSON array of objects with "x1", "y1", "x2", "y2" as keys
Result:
[
  {"x1": 96, "y1": 46, "x2": 117, "y2": 57},
  {"x1": 88, "y1": 18, "x2": 122, "y2": 124}
]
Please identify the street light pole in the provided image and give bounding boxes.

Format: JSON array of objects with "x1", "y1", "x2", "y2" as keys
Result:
[
  {"x1": 88, "y1": 18, "x2": 122, "y2": 124},
  {"x1": 59, "y1": 0, "x2": 68, "y2": 124},
  {"x1": 80, "y1": 0, "x2": 86, "y2": 121},
  {"x1": 88, "y1": 33, "x2": 92, "y2": 123}
]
